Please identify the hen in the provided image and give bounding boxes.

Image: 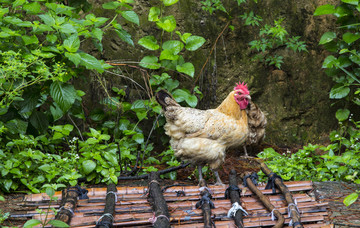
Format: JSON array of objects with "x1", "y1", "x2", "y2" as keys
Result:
[{"x1": 156, "y1": 82, "x2": 265, "y2": 185}]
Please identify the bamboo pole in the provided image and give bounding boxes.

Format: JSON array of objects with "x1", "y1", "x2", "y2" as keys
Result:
[
  {"x1": 226, "y1": 169, "x2": 245, "y2": 228},
  {"x1": 244, "y1": 171, "x2": 285, "y2": 228},
  {"x1": 95, "y1": 184, "x2": 117, "y2": 228},
  {"x1": 54, "y1": 186, "x2": 80, "y2": 225},
  {"x1": 196, "y1": 180, "x2": 214, "y2": 228},
  {"x1": 260, "y1": 162, "x2": 303, "y2": 228},
  {"x1": 147, "y1": 172, "x2": 171, "y2": 227}
]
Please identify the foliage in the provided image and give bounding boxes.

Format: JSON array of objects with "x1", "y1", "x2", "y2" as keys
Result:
[
  {"x1": 0, "y1": 0, "x2": 206, "y2": 193},
  {"x1": 200, "y1": 0, "x2": 307, "y2": 69},
  {"x1": 23, "y1": 184, "x2": 69, "y2": 228},
  {"x1": 314, "y1": 0, "x2": 360, "y2": 206}
]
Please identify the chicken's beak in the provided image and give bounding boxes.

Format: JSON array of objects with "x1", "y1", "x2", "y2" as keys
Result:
[{"x1": 244, "y1": 95, "x2": 251, "y2": 100}]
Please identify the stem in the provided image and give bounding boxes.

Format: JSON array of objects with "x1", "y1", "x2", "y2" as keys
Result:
[{"x1": 192, "y1": 20, "x2": 231, "y2": 92}]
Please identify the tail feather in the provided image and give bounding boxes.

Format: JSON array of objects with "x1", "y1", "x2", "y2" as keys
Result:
[{"x1": 155, "y1": 90, "x2": 179, "y2": 109}]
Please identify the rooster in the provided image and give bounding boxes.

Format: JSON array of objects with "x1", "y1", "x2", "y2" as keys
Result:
[{"x1": 156, "y1": 82, "x2": 265, "y2": 185}]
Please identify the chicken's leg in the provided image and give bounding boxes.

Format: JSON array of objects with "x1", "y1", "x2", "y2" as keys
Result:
[
  {"x1": 243, "y1": 145, "x2": 249, "y2": 157},
  {"x1": 213, "y1": 169, "x2": 224, "y2": 186},
  {"x1": 198, "y1": 165, "x2": 204, "y2": 183}
]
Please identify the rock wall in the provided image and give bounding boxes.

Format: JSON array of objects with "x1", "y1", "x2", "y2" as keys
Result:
[{"x1": 88, "y1": 0, "x2": 341, "y2": 146}]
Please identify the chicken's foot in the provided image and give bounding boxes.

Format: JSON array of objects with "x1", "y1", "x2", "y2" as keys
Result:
[
  {"x1": 213, "y1": 170, "x2": 224, "y2": 186},
  {"x1": 198, "y1": 165, "x2": 204, "y2": 185}
]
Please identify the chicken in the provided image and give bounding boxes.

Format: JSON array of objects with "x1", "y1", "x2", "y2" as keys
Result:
[
  {"x1": 156, "y1": 82, "x2": 258, "y2": 185},
  {"x1": 243, "y1": 101, "x2": 267, "y2": 156}
]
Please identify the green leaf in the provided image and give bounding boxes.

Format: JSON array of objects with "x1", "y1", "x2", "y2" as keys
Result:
[
  {"x1": 30, "y1": 111, "x2": 49, "y2": 133},
  {"x1": 319, "y1": 32, "x2": 336, "y2": 45},
  {"x1": 23, "y1": 2, "x2": 42, "y2": 14},
  {"x1": 162, "y1": 40, "x2": 184, "y2": 54},
  {"x1": 335, "y1": 5, "x2": 352, "y2": 17},
  {"x1": 176, "y1": 62, "x2": 195, "y2": 77},
  {"x1": 140, "y1": 56, "x2": 161, "y2": 69},
  {"x1": 330, "y1": 86, "x2": 350, "y2": 99},
  {"x1": 185, "y1": 35, "x2": 206, "y2": 51},
  {"x1": 163, "y1": 0, "x2": 179, "y2": 6},
  {"x1": 156, "y1": 15, "x2": 176, "y2": 32},
  {"x1": 104, "y1": 152, "x2": 118, "y2": 166},
  {"x1": 23, "y1": 219, "x2": 42, "y2": 228},
  {"x1": 336, "y1": 108, "x2": 350, "y2": 121},
  {"x1": 39, "y1": 13, "x2": 55, "y2": 26},
  {"x1": 148, "y1": 7, "x2": 160, "y2": 22},
  {"x1": 65, "y1": 52, "x2": 81, "y2": 66},
  {"x1": 322, "y1": 55, "x2": 337, "y2": 68},
  {"x1": 79, "y1": 52, "x2": 105, "y2": 73},
  {"x1": 13, "y1": 0, "x2": 26, "y2": 8},
  {"x1": 133, "y1": 133, "x2": 144, "y2": 144},
  {"x1": 47, "y1": 220, "x2": 70, "y2": 227},
  {"x1": 185, "y1": 95, "x2": 198, "y2": 107},
  {"x1": 138, "y1": 36, "x2": 159, "y2": 50},
  {"x1": 102, "y1": 1, "x2": 121, "y2": 9},
  {"x1": 45, "y1": 187, "x2": 55, "y2": 197},
  {"x1": 341, "y1": 0, "x2": 359, "y2": 5},
  {"x1": 82, "y1": 160, "x2": 97, "y2": 175},
  {"x1": 342, "y1": 32, "x2": 360, "y2": 44},
  {"x1": 0, "y1": 8, "x2": 9, "y2": 18},
  {"x1": 121, "y1": 11, "x2": 139, "y2": 25},
  {"x1": 160, "y1": 49, "x2": 179, "y2": 60},
  {"x1": 115, "y1": 28, "x2": 134, "y2": 46},
  {"x1": 50, "y1": 81, "x2": 77, "y2": 112},
  {"x1": 344, "y1": 192, "x2": 358, "y2": 206},
  {"x1": 5, "y1": 119, "x2": 28, "y2": 135},
  {"x1": 22, "y1": 35, "x2": 39, "y2": 45},
  {"x1": 59, "y1": 23, "x2": 77, "y2": 34},
  {"x1": 92, "y1": 28, "x2": 103, "y2": 41},
  {"x1": 314, "y1": 4, "x2": 336, "y2": 16},
  {"x1": 63, "y1": 34, "x2": 80, "y2": 52}
]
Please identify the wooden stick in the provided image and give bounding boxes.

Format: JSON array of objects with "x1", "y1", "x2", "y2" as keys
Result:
[
  {"x1": 95, "y1": 184, "x2": 117, "y2": 228},
  {"x1": 54, "y1": 186, "x2": 79, "y2": 225},
  {"x1": 196, "y1": 180, "x2": 214, "y2": 228},
  {"x1": 244, "y1": 172, "x2": 285, "y2": 228},
  {"x1": 227, "y1": 169, "x2": 245, "y2": 228},
  {"x1": 147, "y1": 172, "x2": 170, "y2": 227},
  {"x1": 260, "y1": 162, "x2": 303, "y2": 228}
]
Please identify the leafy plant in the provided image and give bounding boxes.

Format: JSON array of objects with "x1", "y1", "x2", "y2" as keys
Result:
[
  {"x1": 314, "y1": 0, "x2": 360, "y2": 206},
  {"x1": 23, "y1": 184, "x2": 69, "y2": 228}
]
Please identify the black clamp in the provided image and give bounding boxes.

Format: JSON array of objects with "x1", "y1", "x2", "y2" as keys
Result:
[
  {"x1": 196, "y1": 191, "x2": 215, "y2": 209},
  {"x1": 243, "y1": 172, "x2": 258, "y2": 187},
  {"x1": 67, "y1": 186, "x2": 89, "y2": 199},
  {"x1": 265, "y1": 172, "x2": 283, "y2": 194},
  {"x1": 225, "y1": 185, "x2": 241, "y2": 199}
]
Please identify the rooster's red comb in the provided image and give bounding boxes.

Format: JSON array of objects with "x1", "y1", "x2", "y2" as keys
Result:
[{"x1": 234, "y1": 82, "x2": 249, "y2": 94}]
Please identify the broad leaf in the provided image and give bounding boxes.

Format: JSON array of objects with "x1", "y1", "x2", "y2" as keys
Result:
[
  {"x1": 160, "y1": 49, "x2": 179, "y2": 60},
  {"x1": 185, "y1": 35, "x2": 206, "y2": 51},
  {"x1": 314, "y1": 4, "x2": 335, "y2": 16},
  {"x1": 133, "y1": 133, "x2": 144, "y2": 144},
  {"x1": 30, "y1": 111, "x2": 49, "y2": 133},
  {"x1": 156, "y1": 15, "x2": 176, "y2": 32},
  {"x1": 344, "y1": 192, "x2": 358, "y2": 206},
  {"x1": 79, "y1": 52, "x2": 104, "y2": 72},
  {"x1": 138, "y1": 36, "x2": 159, "y2": 50},
  {"x1": 39, "y1": 13, "x2": 55, "y2": 26},
  {"x1": 322, "y1": 55, "x2": 337, "y2": 68},
  {"x1": 104, "y1": 152, "x2": 118, "y2": 166},
  {"x1": 343, "y1": 32, "x2": 360, "y2": 44},
  {"x1": 330, "y1": 86, "x2": 350, "y2": 99},
  {"x1": 82, "y1": 160, "x2": 97, "y2": 174},
  {"x1": 185, "y1": 94, "x2": 198, "y2": 107},
  {"x1": 63, "y1": 34, "x2": 80, "y2": 52},
  {"x1": 341, "y1": 0, "x2": 359, "y2": 5},
  {"x1": 115, "y1": 28, "x2": 134, "y2": 46},
  {"x1": 13, "y1": 0, "x2": 26, "y2": 8},
  {"x1": 23, "y1": 219, "x2": 42, "y2": 228},
  {"x1": 22, "y1": 35, "x2": 39, "y2": 45},
  {"x1": 319, "y1": 32, "x2": 336, "y2": 45},
  {"x1": 59, "y1": 23, "x2": 77, "y2": 34},
  {"x1": 65, "y1": 52, "x2": 81, "y2": 66},
  {"x1": 163, "y1": 0, "x2": 179, "y2": 6},
  {"x1": 162, "y1": 40, "x2": 184, "y2": 54},
  {"x1": 102, "y1": 1, "x2": 121, "y2": 9},
  {"x1": 176, "y1": 62, "x2": 195, "y2": 77},
  {"x1": 121, "y1": 11, "x2": 139, "y2": 25},
  {"x1": 148, "y1": 7, "x2": 160, "y2": 22},
  {"x1": 50, "y1": 81, "x2": 77, "y2": 112},
  {"x1": 23, "y1": 2, "x2": 42, "y2": 14},
  {"x1": 140, "y1": 56, "x2": 161, "y2": 69},
  {"x1": 336, "y1": 108, "x2": 350, "y2": 121},
  {"x1": 48, "y1": 220, "x2": 70, "y2": 227}
]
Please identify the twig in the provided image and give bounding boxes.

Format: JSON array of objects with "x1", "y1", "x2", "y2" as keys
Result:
[
  {"x1": 67, "y1": 114, "x2": 84, "y2": 141},
  {"x1": 192, "y1": 20, "x2": 231, "y2": 92}
]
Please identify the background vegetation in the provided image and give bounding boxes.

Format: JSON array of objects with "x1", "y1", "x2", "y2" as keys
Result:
[{"x1": 0, "y1": 0, "x2": 359, "y2": 216}]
